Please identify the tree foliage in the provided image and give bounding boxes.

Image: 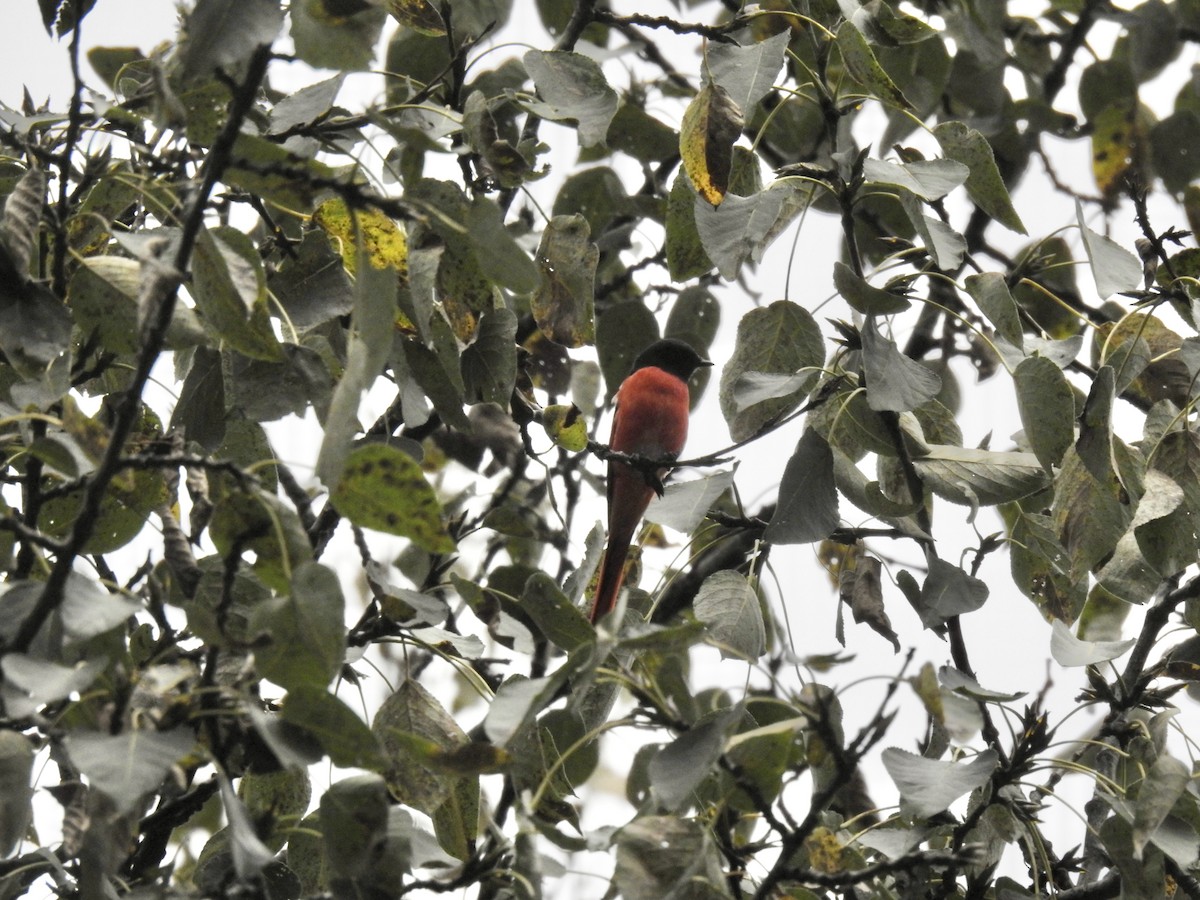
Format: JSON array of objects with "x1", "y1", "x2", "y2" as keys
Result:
[{"x1": 2, "y1": 0, "x2": 1200, "y2": 897}]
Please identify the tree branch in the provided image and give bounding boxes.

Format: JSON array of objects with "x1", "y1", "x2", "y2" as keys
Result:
[{"x1": 8, "y1": 44, "x2": 275, "y2": 654}]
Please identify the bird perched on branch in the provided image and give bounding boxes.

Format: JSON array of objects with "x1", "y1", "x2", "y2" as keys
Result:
[{"x1": 590, "y1": 338, "x2": 711, "y2": 623}]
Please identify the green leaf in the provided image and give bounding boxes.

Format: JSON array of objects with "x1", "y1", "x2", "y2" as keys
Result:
[
  {"x1": 1132, "y1": 756, "x2": 1191, "y2": 860},
  {"x1": 39, "y1": 463, "x2": 166, "y2": 554},
  {"x1": 1006, "y1": 505, "x2": 1083, "y2": 622},
  {"x1": 811, "y1": 388, "x2": 897, "y2": 460},
  {"x1": 563, "y1": 523, "x2": 606, "y2": 605},
  {"x1": 483, "y1": 676, "x2": 559, "y2": 745},
  {"x1": 319, "y1": 774, "x2": 402, "y2": 885},
  {"x1": 0, "y1": 167, "x2": 45, "y2": 276},
  {"x1": 1099, "y1": 817, "x2": 1166, "y2": 900},
  {"x1": 192, "y1": 226, "x2": 283, "y2": 362},
  {"x1": 614, "y1": 816, "x2": 732, "y2": 900},
  {"x1": 0, "y1": 655, "x2": 106, "y2": 718},
  {"x1": 694, "y1": 571, "x2": 765, "y2": 660},
  {"x1": 1076, "y1": 200, "x2": 1142, "y2": 297},
  {"x1": 330, "y1": 443, "x2": 454, "y2": 553},
  {"x1": 665, "y1": 171, "x2": 714, "y2": 280},
  {"x1": 648, "y1": 711, "x2": 737, "y2": 812},
  {"x1": 939, "y1": 666, "x2": 1025, "y2": 702},
  {"x1": 540, "y1": 707, "x2": 599, "y2": 789},
  {"x1": 832, "y1": 449, "x2": 921, "y2": 519},
  {"x1": 965, "y1": 272, "x2": 1024, "y2": 349},
  {"x1": 226, "y1": 345, "x2": 332, "y2": 423},
  {"x1": 466, "y1": 198, "x2": 539, "y2": 293},
  {"x1": 900, "y1": 191, "x2": 966, "y2": 270},
  {"x1": 217, "y1": 773, "x2": 276, "y2": 880},
  {"x1": 914, "y1": 444, "x2": 1049, "y2": 509},
  {"x1": 532, "y1": 214, "x2": 597, "y2": 348},
  {"x1": 290, "y1": 1, "x2": 386, "y2": 71},
  {"x1": 63, "y1": 729, "x2": 196, "y2": 814},
  {"x1": 934, "y1": 121, "x2": 1026, "y2": 234},
  {"x1": 180, "y1": 0, "x2": 283, "y2": 82},
  {"x1": 401, "y1": 335, "x2": 470, "y2": 431},
  {"x1": 168, "y1": 348, "x2": 224, "y2": 453},
  {"x1": 725, "y1": 701, "x2": 795, "y2": 806},
  {"x1": 730, "y1": 371, "x2": 812, "y2": 412},
  {"x1": 210, "y1": 485, "x2": 312, "y2": 592},
  {"x1": 694, "y1": 182, "x2": 803, "y2": 280},
  {"x1": 597, "y1": 302, "x2": 661, "y2": 399},
  {"x1": 461, "y1": 92, "x2": 531, "y2": 191},
  {"x1": 248, "y1": 561, "x2": 346, "y2": 691},
  {"x1": 680, "y1": 81, "x2": 744, "y2": 206},
  {"x1": 373, "y1": 679, "x2": 469, "y2": 814},
  {"x1": 0, "y1": 281, "x2": 72, "y2": 377},
  {"x1": 666, "y1": 286, "x2": 721, "y2": 361},
  {"x1": 224, "y1": 134, "x2": 338, "y2": 210},
  {"x1": 523, "y1": 50, "x2": 619, "y2": 148},
  {"x1": 605, "y1": 103, "x2": 678, "y2": 164},
  {"x1": 431, "y1": 775, "x2": 479, "y2": 861},
  {"x1": 239, "y1": 767, "x2": 313, "y2": 842},
  {"x1": 833, "y1": 261, "x2": 911, "y2": 315},
  {"x1": 837, "y1": 20, "x2": 912, "y2": 110},
  {"x1": 69, "y1": 257, "x2": 142, "y2": 356},
  {"x1": 282, "y1": 685, "x2": 384, "y2": 770},
  {"x1": 0, "y1": 731, "x2": 32, "y2": 857},
  {"x1": 1049, "y1": 620, "x2": 1135, "y2": 667},
  {"x1": 861, "y1": 317, "x2": 942, "y2": 412},
  {"x1": 59, "y1": 572, "x2": 140, "y2": 641},
  {"x1": 719, "y1": 300, "x2": 824, "y2": 442},
  {"x1": 1151, "y1": 111, "x2": 1200, "y2": 194},
  {"x1": 854, "y1": 0, "x2": 938, "y2": 44},
  {"x1": 552, "y1": 166, "x2": 628, "y2": 236},
  {"x1": 268, "y1": 73, "x2": 344, "y2": 134},
  {"x1": 461, "y1": 307, "x2": 517, "y2": 405},
  {"x1": 368, "y1": 562, "x2": 449, "y2": 627},
  {"x1": 1076, "y1": 365, "x2": 1117, "y2": 486},
  {"x1": 707, "y1": 30, "x2": 789, "y2": 116},
  {"x1": 1053, "y1": 446, "x2": 1133, "y2": 585},
  {"x1": 521, "y1": 572, "x2": 594, "y2": 653},
  {"x1": 915, "y1": 558, "x2": 989, "y2": 628},
  {"x1": 765, "y1": 429, "x2": 839, "y2": 544},
  {"x1": 861, "y1": 157, "x2": 968, "y2": 201},
  {"x1": 1014, "y1": 355, "x2": 1074, "y2": 471},
  {"x1": 1098, "y1": 470, "x2": 1185, "y2": 603},
  {"x1": 38, "y1": 0, "x2": 96, "y2": 36},
  {"x1": 881, "y1": 747, "x2": 998, "y2": 816},
  {"x1": 646, "y1": 469, "x2": 736, "y2": 533}
]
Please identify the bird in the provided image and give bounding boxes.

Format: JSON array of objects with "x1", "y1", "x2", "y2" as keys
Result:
[{"x1": 590, "y1": 338, "x2": 712, "y2": 623}]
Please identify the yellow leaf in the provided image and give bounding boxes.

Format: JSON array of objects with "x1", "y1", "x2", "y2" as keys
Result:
[
  {"x1": 680, "y1": 81, "x2": 744, "y2": 206},
  {"x1": 541, "y1": 404, "x2": 587, "y2": 452},
  {"x1": 330, "y1": 444, "x2": 455, "y2": 553},
  {"x1": 313, "y1": 198, "x2": 408, "y2": 277},
  {"x1": 804, "y1": 826, "x2": 847, "y2": 874},
  {"x1": 1091, "y1": 102, "x2": 1146, "y2": 198}
]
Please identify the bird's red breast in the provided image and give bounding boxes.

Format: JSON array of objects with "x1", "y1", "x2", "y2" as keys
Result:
[{"x1": 589, "y1": 365, "x2": 693, "y2": 622}]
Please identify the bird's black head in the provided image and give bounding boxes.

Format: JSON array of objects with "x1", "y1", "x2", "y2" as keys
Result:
[{"x1": 632, "y1": 338, "x2": 712, "y2": 381}]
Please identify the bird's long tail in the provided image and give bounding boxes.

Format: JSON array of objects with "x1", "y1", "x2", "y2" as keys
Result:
[{"x1": 589, "y1": 466, "x2": 654, "y2": 622}]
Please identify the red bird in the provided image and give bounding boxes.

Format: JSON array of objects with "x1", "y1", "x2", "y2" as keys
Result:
[{"x1": 590, "y1": 339, "x2": 712, "y2": 623}]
